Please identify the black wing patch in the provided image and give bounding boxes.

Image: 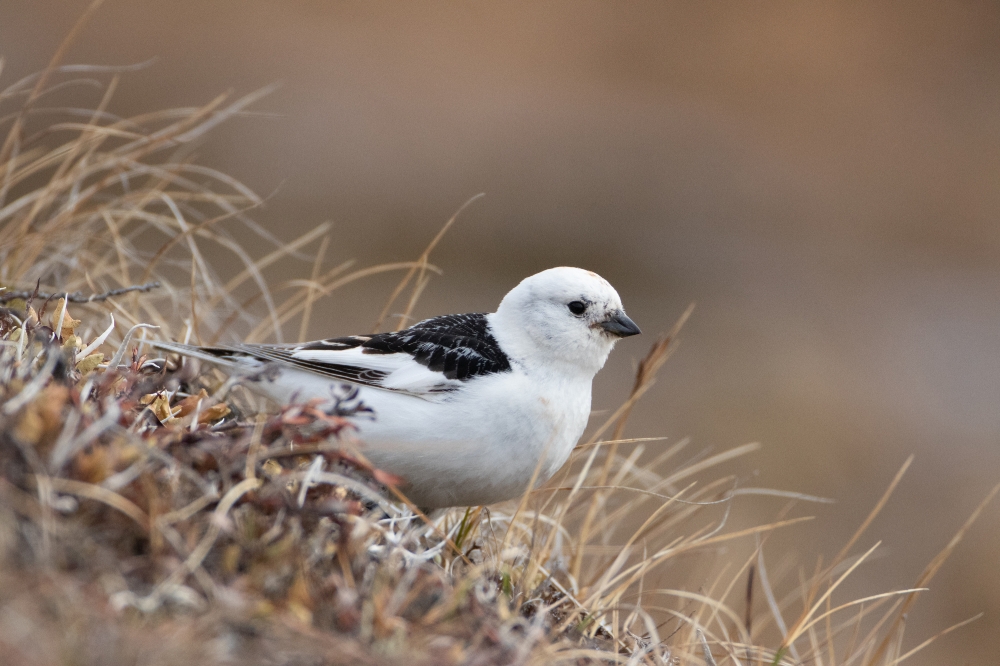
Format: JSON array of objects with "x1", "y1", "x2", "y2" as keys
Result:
[{"x1": 301, "y1": 313, "x2": 511, "y2": 381}]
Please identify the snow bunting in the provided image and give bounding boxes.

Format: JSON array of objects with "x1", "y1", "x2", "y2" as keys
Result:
[{"x1": 154, "y1": 267, "x2": 640, "y2": 507}]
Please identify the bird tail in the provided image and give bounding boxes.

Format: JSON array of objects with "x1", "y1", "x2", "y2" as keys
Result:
[{"x1": 148, "y1": 340, "x2": 243, "y2": 368}]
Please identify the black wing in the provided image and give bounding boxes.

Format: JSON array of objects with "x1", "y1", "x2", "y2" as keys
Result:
[{"x1": 299, "y1": 312, "x2": 511, "y2": 381}]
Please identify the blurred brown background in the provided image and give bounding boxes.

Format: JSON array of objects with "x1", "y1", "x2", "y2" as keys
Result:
[{"x1": 3, "y1": 1, "x2": 1000, "y2": 662}]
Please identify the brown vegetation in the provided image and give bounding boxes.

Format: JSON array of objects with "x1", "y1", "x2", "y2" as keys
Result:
[{"x1": 0, "y1": 18, "x2": 994, "y2": 665}]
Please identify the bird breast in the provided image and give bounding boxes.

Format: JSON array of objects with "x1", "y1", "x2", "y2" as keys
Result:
[{"x1": 346, "y1": 369, "x2": 593, "y2": 507}]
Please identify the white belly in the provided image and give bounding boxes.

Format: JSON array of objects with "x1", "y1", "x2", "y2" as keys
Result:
[{"x1": 247, "y1": 367, "x2": 592, "y2": 507}]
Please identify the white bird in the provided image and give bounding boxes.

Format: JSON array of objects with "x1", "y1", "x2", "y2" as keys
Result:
[{"x1": 153, "y1": 267, "x2": 640, "y2": 508}]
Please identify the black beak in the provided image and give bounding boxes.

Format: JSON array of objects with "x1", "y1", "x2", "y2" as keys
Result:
[{"x1": 600, "y1": 310, "x2": 641, "y2": 337}]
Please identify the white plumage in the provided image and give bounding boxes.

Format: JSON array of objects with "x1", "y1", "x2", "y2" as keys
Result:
[{"x1": 154, "y1": 267, "x2": 640, "y2": 507}]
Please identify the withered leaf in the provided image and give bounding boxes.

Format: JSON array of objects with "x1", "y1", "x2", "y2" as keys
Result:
[
  {"x1": 50, "y1": 298, "x2": 81, "y2": 337},
  {"x1": 174, "y1": 389, "x2": 209, "y2": 417},
  {"x1": 76, "y1": 352, "x2": 104, "y2": 374},
  {"x1": 141, "y1": 391, "x2": 179, "y2": 423},
  {"x1": 198, "y1": 402, "x2": 230, "y2": 424},
  {"x1": 261, "y1": 459, "x2": 284, "y2": 479}
]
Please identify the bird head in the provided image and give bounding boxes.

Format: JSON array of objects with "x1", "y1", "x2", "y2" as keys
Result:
[{"x1": 491, "y1": 267, "x2": 640, "y2": 376}]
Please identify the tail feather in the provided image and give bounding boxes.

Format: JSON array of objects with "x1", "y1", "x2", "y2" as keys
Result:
[{"x1": 149, "y1": 340, "x2": 244, "y2": 368}]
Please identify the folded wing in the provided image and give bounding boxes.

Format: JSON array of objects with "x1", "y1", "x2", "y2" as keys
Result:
[{"x1": 169, "y1": 313, "x2": 512, "y2": 397}]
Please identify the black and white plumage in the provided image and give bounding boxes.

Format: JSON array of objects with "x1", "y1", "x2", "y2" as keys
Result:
[
  {"x1": 154, "y1": 267, "x2": 641, "y2": 507},
  {"x1": 199, "y1": 312, "x2": 511, "y2": 392}
]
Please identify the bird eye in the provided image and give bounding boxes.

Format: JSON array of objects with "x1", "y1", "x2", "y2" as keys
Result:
[{"x1": 568, "y1": 301, "x2": 587, "y2": 315}]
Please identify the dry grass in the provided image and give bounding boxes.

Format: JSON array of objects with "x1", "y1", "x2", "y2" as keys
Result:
[{"x1": 0, "y1": 15, "x2": 995, "y2": 666}]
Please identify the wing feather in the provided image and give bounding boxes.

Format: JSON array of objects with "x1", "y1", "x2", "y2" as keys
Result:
[{"x1": 164, "y1": 313, "x2": 511, "y2": 397}]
